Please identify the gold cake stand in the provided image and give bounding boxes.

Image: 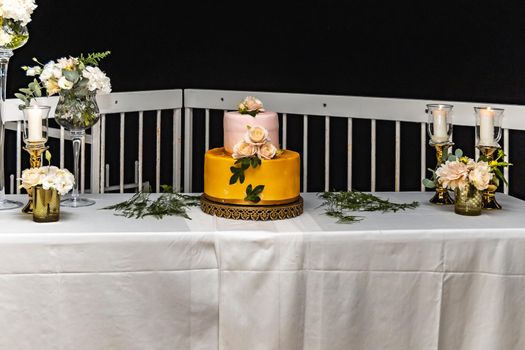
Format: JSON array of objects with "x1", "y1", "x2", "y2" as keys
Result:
[{"x1": 200, "y1": 195, "x2": 303, "y2": 221}]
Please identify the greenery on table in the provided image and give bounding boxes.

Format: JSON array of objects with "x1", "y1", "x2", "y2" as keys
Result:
[
  {"x1": 318, "y1": 191, "x2": 419, "y2": 223},
  {"x1": 102, "y1": 185, "x2": 200, "y2": 219}
]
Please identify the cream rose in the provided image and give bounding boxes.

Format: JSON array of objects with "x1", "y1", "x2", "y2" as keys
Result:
[
  {"x1": 258, "y1": 142, "x2": 277, "y2": 160},
  {"x1": 469, "y1": 161, "x2": 493, "y2": 191},
  {"x1": 243, "y1": 96, "x2": 264, "y2": 112},
  {"x1": 244, "y1": 126, "x2": 268, "y2": 145},
  {"x1": 435, "y1": 160, "x2": 470, "y2": 190},
  {"x1": 19, "y1": 167, "x2": 44, "y2": 190},
  {"x1": 232, "y1": 141, "x2": 257, "y2": 159}
]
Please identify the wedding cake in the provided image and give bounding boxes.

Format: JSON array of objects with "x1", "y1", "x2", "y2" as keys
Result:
[{"x1": 201, "y1": 96, "x2": 302, "y2": 219}]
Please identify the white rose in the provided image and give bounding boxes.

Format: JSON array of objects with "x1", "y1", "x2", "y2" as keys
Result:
[
  {"x1": 58, "y1": 76, "x2": 74, "y2": 90},
  {"x1": 19, "y1": 167, "x2": 43, "y2": 190},
  {"x1": 244, "y1": 126, "x2": 268, "y2": 145},
  {"x1": 257, "y1": 142, "x2": 277, "y2": 160},
  {"x1": 232, "y1": 141, "x2": 257, "y2": 159}
]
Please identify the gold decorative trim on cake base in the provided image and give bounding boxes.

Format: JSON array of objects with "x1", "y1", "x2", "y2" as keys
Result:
[{"x1": 200, "y1": 195, "x2": 303, "y2": 221}]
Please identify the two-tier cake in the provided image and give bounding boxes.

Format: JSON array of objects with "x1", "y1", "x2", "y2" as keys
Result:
[{"x1": 201, "y1": 96, "x2": 303, "y2": 220}]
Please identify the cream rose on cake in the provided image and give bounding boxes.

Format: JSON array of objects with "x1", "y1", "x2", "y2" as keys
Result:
[
  {"x1": 244, "y1": 125, "x2": 269, "y2": 146},
  {"x1": 258, "y1": 142, "x2": 277, "y2": 160},
  {"x1": 231, "y1": 125, "x2": 279, "y2": 161},
  {"x1": 232, "y1": 141, "x2": 257, "y2": 159},
  {"x1": 238, "y1": 96, "x2": 265, "y2": 116}
]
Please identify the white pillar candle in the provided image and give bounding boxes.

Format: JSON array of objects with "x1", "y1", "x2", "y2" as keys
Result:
[
  {"x1": 431, "y1": 109, "x2": 449, "y2": 143},
  {"x1": 479, "y1": 108, "x2": 494, "y2": 146},
  {"x1": 27, "y1": 108, "x2": 43, "y2": 142}
]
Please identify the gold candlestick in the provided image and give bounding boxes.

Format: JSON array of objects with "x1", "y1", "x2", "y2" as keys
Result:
[
  {"x1": 477, "y1": 145, "x2": 502, "y2": 210},
  {"x1": 429, "y1": 141, "x2": 454, "y2": 205},
  {"x1": 21, "y1": 142, "x2": 48, "y2": 214}
]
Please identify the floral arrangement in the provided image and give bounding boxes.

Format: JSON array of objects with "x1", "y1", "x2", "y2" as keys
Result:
[
  {"x1": 435, "y1": 157, "x2": 492, "y2": 192},
  {"x1": 238, "y1": 96, "x2": 265, "y2": 117},
  {"x1": 0, "y1": 0, "x2": 36, "y2": 49},
  {"x1": 229, "y1": 125, "x2": 282, "y2": 203},
  {"x1": 20, "y1": 164, "x2": 74, "y2": 196},
  {"x1": 423, "y1": 149, "x2": 511, "y2": 192},
  {"x1": 232, "y1": 126, "x2": 277, "y2": 160},
  {"x1": 17, "y1": 51, "x2": 111, "y2": 106}
]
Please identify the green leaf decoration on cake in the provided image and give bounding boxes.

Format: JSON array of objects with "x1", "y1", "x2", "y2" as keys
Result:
[
  {"x1": 244, "y1": 184, "x2": 265, "y2": 203},
  {"x1": 229, "y1": 155, "x2": 261, "y2": 185}
]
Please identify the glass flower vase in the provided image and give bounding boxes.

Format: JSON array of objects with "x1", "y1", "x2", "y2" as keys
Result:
[
  {"x1": 54, "y1": 90, "x2": 100, "y2": 207},
  {"x1": 454, "y1": 184, "x2": 482, "y2": 216},
  {"x1": 0, "y1": 19, "x2": 28, "y2": 210}
]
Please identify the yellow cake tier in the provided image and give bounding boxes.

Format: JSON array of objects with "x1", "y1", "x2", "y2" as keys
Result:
[{"x1": 204, "y1": 148, "x2": 300, "y2": 205}]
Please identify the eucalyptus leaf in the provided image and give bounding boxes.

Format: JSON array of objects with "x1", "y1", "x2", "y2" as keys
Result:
[
  {"x1": 422, "y1": 178, "x2": 436, "y2": 189},
  {"x1": 63, "y1": 69, "x2": 80, "y2": 83}
]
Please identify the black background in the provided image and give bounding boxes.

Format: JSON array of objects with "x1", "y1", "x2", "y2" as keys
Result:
[{"x1": 6, "y1": 1, "x2": 525, "y2": 198}]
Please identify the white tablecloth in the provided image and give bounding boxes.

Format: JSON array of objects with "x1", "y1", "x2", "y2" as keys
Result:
[{"x1": 1, "y1": 192, "x2": 525, "y2": 350}]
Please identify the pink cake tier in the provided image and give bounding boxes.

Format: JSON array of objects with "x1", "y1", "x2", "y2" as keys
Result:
[{"x1": 223, "y1": 111, "x2": 280, "y2": 153}]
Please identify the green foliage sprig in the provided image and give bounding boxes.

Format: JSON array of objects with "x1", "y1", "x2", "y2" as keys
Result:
[
  {"x1": 229, "y1": 155, "x2": 261, "y2": 184},
  {"x1": 79, "y1": 51, "x2": 111, "y2": 66},
  {"x1": 245, "y1": 184, "x2": 264, "y2": 203},
  {"x1": 101, "y1": 185, "x2": 200, "y2": 219},
  {"x1": 318, "y1": 191, "x2": 419, "y2": 223},
  {"x1": 479, "y1": 148, "x2": 512, "y2": 188}
]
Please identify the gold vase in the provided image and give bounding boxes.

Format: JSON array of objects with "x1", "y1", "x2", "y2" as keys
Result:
[
  {"x1": 454, "y1": 184, "x2": 482, "y2": 216},
  {"x1": 32, "y1": 186, "x2": 60, "y2": 223}
]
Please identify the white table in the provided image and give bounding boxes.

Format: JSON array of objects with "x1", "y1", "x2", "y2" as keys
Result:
[{"x1": 1, "y1": 192, "x2": 525, "y2": 350}]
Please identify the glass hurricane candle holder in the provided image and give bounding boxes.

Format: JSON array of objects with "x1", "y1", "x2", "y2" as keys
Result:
[
  {"x1": 475, "y1": 106, "x2": 503, "y2": 147},
  {"x1": 474, "y1": 107, "x2": 504, "y2": 209},
  {"x1": 426, "y1": 103, "x2": 454, "y2": 205},
  {"x1": 22, "y1": 105, "x2": 50, "y2": 148},
  {"x1": 427, "y1": 104, "x2": 453, "y2": 145}
]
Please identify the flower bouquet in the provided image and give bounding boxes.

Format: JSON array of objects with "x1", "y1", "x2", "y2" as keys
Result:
[
  {"x1": 20, "y1": 162, "x2": 74, "y2": 222},
  {"x1": 0, "y1": 0, "x2": 36, "y2": 50},
  {"x1": 423, "y1": 149, "x2": 507, "y2": 215},
  {"x1": 17, "y1": 51, "x2": 111, "y2": 129}
]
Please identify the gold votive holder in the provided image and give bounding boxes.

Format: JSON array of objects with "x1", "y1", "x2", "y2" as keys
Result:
[{"x1": 32, "y1": 186, "x2": 60, "y2": 223}]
